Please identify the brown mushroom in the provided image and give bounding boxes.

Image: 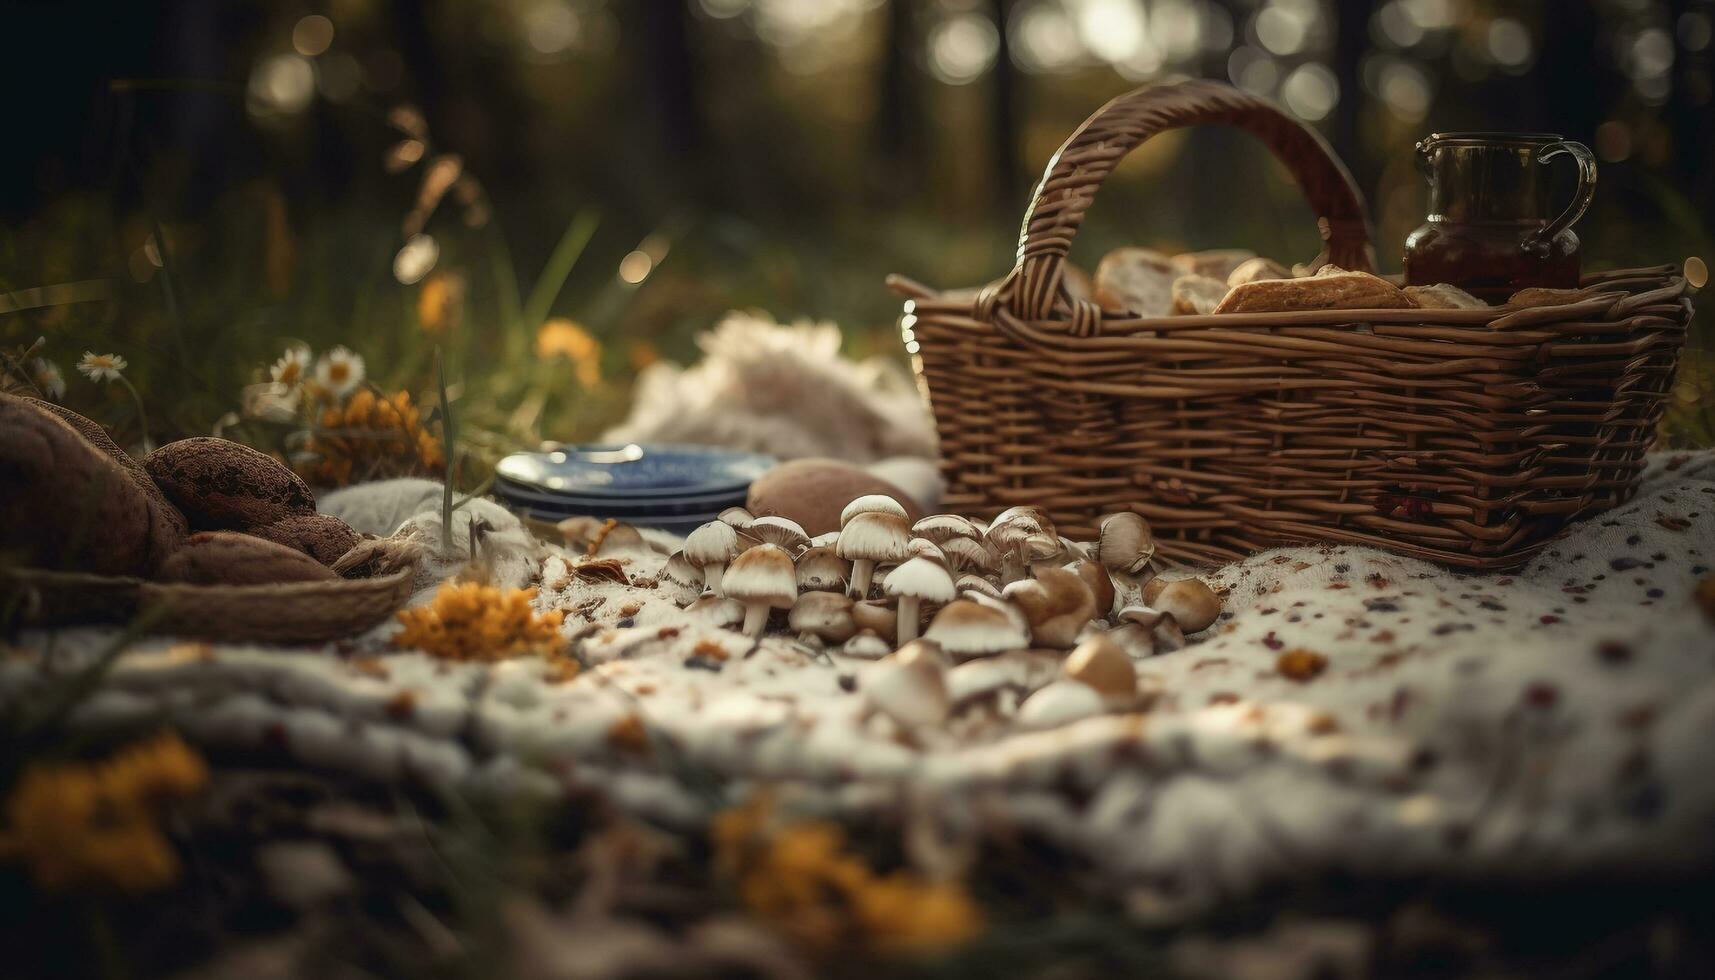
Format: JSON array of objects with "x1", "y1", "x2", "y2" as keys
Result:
[
  {"x1": 837, "y1": 511, "x2": 910, "y2": 599},
  {"x1": 924, "y1": 599, "x2": 1028, "y2": 661},
  {"x1": 1063, "y1": 632, "x2": 1137, "y2": 703},
  {"x1": 684, "y1": 520, "x2": 743, "y2": 597},
  {"x1": 1002, "y1": 567, "x2": 1097, "y2": 649},
  {"x1": 1151, "y1": 578, "x2": 1222, "y2": 634},
  {"x1": 723, "y1": 543, "x2": 799, "y2": 637},
  {"x1": 789, "y1": 591, "x2": 856, "y2": 645}
]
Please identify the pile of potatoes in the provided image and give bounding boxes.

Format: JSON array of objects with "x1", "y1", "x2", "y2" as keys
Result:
[{"x1": 0, "y1": 393, "x2": 362, "y2": 587}]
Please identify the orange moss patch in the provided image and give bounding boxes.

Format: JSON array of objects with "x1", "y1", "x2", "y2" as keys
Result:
[
  {"x1": 607, "y1": 714, "x2": 650, "y2": 754},
  {"x1": 694, "y1": 639, "x2": 730, "y2": 661},
  {"x1": 298, "y1": 388, "x2": 445, "y2": 487},
  {"x1": 0, "y1": 733, "x2": 207, "y2": 894},
  {"x1": 393, "y1": 582, "x2": 565, "y2": 661}
]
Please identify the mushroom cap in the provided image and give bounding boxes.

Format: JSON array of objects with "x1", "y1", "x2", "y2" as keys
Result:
[
  {"x1": 940, "y1": 536, "x2": 996, "y2": 574},
  {"x1": 1154, "y1": 578, "x2": 1221, "y2": 634},
  {"x1": 840, "y1": 494, "x2": 908, "y2": 528},
  {"x1": 851, "y1": 599, "x2": 898, "y2": 642},
  {"x1": 836, "y1": 511, "x2": 910, "y2": 563},
  {"x1": 1069, "y1": 560, "x2": 1117, "y2": 620},
  {"x1": 893, "y1": 638, "x2": 952, "y2": 673},
  {"x1": 911, "y1": 514, "x2": 980, "y2": 543},
  {"x1": 789, "y1": 591, "x2": 856, "y2": 642},
  {"x1": 985, "y1": 505, "x2": 1057, "y2": 554},
  {"x1": 592, "y1": 521, "x2": 650, "y2": 557},
  {"x1": 956, "y1": 574, "x2": 1002, "y2": 600},
  {"x1": 1018, "y1": 680, "x2": 1106, "y2": 729},
  {"x1": 795, "y1": 545, "x2": 850, "y2": 592},
  {"x1": 1002, "y1": 567, "x2": 1097, "y2": 648},
  {"x1": 661, "y1": 551, "x2": 702, "y2": 590},
  {"x1": 749, "y1": 515, "x2": 810, "y2": 553},
  {"x1": 554, "y1": 515, "x2": 608, "y2": 552},
  {"x1": 905, "y1": 537, "x2": 947, "y2": 564},
  {"x1": 686, "y1": 595, "x2": 745, "y2": 627},
  {"x1": 884, "y1": 555, "x2": 957, "y2": 603},
  {"x1": 718, "y1": 506, "x2": 755, "y2": 530},
  {"x1": 1097, "y1": 512, "x2": 1155, "y2": 574},
  {"x1": 723, "y1": 543, "x2": 799, "y2": 610},
  {"x1": 1141, "y1": 575, "x2": 1167, "y2": 606},
  {"x1": 1116, "y1": 604, "x2": 1185, "y2": 652},
  {"x1": 808, "y1": 531, "x2": 840, "y2": 549},
  {"x1": 864, "y1": 658, "x2": 949, "y2": 727},
  {"x1": 842, "y1": 630, "x2": 892, "y2": 659},
  {"x1": 684, "y1": 520, "x2": 742, "y2": 565},
  {"x1": 924, "y1": 599, "x2": 1028, "y2": 657},
  {"x1": 1063, "y1": 632, "x2": 1136, "y2": 700}
]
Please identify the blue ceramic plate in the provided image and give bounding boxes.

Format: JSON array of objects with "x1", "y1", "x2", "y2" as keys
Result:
[
  {"x1": 502, "y1": 501, "x2": 728, "y2": 537},
  {"x1": 495, "y1": 444, "x2": 774, "y2": 499},
  {"x1": 492, "y1": 475, "x2": 748, "y2": 517}
]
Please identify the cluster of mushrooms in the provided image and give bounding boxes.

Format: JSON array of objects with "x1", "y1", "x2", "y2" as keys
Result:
[{"x1": 651, "y1": 496, "x2": 1223, "y2": 730}]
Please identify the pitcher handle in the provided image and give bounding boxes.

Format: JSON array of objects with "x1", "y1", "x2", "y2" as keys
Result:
[{"x1": 1524, "y1": 140, "x2": 1596, "y2": 254}]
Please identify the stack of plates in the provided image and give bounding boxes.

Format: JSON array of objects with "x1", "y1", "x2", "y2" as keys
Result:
[{"x1": 491, "y1": 443, "x2": 775, "y2": 536}]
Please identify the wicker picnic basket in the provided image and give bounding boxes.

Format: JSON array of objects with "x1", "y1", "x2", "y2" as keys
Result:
[
  {"x1": 887, "y1": 79, "x2": 1693, "y2": 571},
  {"x1": 2, "y1": 545, "x2": 419, "y2": 644}
]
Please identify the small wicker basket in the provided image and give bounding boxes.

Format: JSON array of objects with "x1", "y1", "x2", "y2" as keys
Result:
[{"x1": 888, "y1": 80, "x2": 1693, "y2": 570}]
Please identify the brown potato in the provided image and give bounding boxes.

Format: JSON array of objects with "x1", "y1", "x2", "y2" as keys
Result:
[
  {"x1": 0, "y1": 393, "x2": 162, "y2": 576},
  {"x1": 153, "y1": 531, "x2": 338, "y2": 586},
  {"x1": 1214, "y1": 266, "x2": 1413, "y2": 314},
  {"x1": 145, "y1": 437, "x2": 317, "y2": 531},
  {"x1": 244, "y1": 512, "x2": 361, "y2": 565},
  {"x1": 24, "y1": 397, "x2": 187, "y2": 568}
]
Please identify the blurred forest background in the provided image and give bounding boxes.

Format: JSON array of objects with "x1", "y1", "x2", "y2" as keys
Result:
[{"x1": 2, "y1": 0, "x2": 1712, "y2": 456}]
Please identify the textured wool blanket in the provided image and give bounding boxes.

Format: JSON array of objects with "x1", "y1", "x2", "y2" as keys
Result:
[{"x1": 6, "y1": 452, "x2": 1713, "y2": 918}]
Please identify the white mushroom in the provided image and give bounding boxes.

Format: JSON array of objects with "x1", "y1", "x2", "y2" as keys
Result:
[
  {"x1": 748, "y1": 515, "x2": 810, "y2": 554},
  {"x1": 723, "y1": 543, "x2": 798, "y2": 637},
  {"x1": 795, "y1": 545, "x2": 850, "y2": 593},
  {"x1": 905, "y1": 537, "x2": 947, "y2": 564},
  {"x1": 1149, "y1": 578, "x2": 1222, "y2": 634},
  {"x1": 1097, "y1": 512, "x2": 1155, "y2": 575},
  {"x1": 956, "y1": 574, "x2": 1002, "y2": 600},
  {"x1": 863, "y1": 656, "x2": 949, "y2": 728},
  {"x1": 1116, "y1": 605, "x2": 1185, "y2": 653},
  {"x1": 883, "y1": 555, "x2": 957, "y2": 644},
  {"x1": 789, "y1": 591, "x2": 856, "y2": 646},
  {"x1": 718, "y1": 506, "x2": 755, "y2": 531},
  {"x1": 1017, "y1": 680, "x2": 1106, "y2": 729},
  {"x1": 911, "y1": 514, "x2": 980, "y2": 543},
  {"x1": 837, "y1": 511, "x2": 910, "y2": 599},
  {"x1": 893, "y1": 638, "x2": 953, "y2": 673},
  {"x1": 1001, "y1": 567, "x2": 1097, "y2": 649},
  {"x1": 683, "y1": 520, "x2": 742, "y2": 597},
  {"x1": 686, "y1": 594, "x2": 745, "y2": 628},
  {"x1": 840, "y1": 494, "x2": 908, "y2": 527},
  {"x1": 985, "y1": 506, "x2": 1061, "y2": 584},
  {"x1": 842, "y1": 630, "x2": 892, "y2": 659},
  {"x1": 924, "y1": 599, "x2": 1029, "y2": 661},
  {"x1": 1063, "y1": 632, "x2": 1136, "y2": 703},
  {"x1": 939, "y1": 536, "x2": 996, "y2": 577},
  {"x1": 659, "y1": 550, "x2": 705, "y2": 606}
]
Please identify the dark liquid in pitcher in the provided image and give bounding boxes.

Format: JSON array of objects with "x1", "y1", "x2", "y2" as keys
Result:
[
  {"x1": 1403, "y1": 222, "x2": 1581, "y2": 304},
  {"x1": 1404, "y1": 133, "x2": 1594, "y2": 304}
]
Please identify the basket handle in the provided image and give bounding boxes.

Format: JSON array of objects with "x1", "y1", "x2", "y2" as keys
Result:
[{"x1": 1001, "y1": 79, "x2": 1373, "y2": 321}]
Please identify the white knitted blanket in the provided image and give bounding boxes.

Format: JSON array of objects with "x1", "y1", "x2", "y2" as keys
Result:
[{"x1": 7, "y1": 452, "x2": 1713, "y2": 917}]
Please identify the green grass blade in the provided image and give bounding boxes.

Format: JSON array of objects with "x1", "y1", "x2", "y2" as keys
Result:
[{"x1": 520, "y1": 210, "x2": 599, "y2": 333}]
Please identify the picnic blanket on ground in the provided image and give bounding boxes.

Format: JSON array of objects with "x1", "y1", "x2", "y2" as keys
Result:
[{"x1": 6, "y1": 452, "x2": 1713, "y2": 918}]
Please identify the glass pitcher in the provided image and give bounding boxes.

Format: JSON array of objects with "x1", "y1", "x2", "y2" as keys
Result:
[{"x1": 1403, "y1": 133, "x2": 1596, "y2": 303}]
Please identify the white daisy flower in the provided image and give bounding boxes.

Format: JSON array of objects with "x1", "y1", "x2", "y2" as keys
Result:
[
  {"x1": 77, "y1": 351, "x2": 128, "y2": 383},
  {"x1": 270, "y1": 345, "x2": 312, "y2": 387},
  {"x1": 314, "y1": 346, "x2": 365, "y2": 399},
  {"x1": 31, "y1": 358, "x2": 65, "y2": 399}
]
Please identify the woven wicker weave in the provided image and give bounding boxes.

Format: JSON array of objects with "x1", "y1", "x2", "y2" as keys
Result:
[
  {"x1": 888, "y1": 80, "x2": 1693, "y2": 570},
  {"x1": 4, "y1": 560, "x2": 418, "y2": 644}
]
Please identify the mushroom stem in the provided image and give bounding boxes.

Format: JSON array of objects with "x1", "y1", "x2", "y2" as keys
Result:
[
  {"x1": 897, "y1": 596, "x2": 922, "y2": 644},
  {"x1": 705, "y1": 562, "x2": 727, "y2": 597},
  {"x1": 849, "y1": 559, "x2": 876, "y2": 599},
  {"x1": 741, "y1": 601, "x2": 770, "y2": 637}
]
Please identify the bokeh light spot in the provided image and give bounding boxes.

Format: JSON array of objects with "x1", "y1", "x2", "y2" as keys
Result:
[{"x1": 292, "y1": 15, "x2": 335, "y2": 57}]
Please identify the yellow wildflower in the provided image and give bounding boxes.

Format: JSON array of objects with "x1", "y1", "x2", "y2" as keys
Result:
[
  {"x1": 535, "y1": 318, "x2": 602, "y2": 387},
  {"x1": 0, "y1": 732, "x2": 208, "y2": 894},
  {"x1": 298, "y1": 387, "x2": 446, "y2": 487},
  {"x1": 393, "y1": 581, "x2": 567, "y2": 661},
  {"x1": 712, "y1": 793, "x2": 983, "y2": 952},
  {"x1": 417, "y1": 270, "x2": 466, "y2": 335}
]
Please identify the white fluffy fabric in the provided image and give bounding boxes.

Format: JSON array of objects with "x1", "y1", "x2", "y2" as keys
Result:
[
  {"x1": 602, "y1": 311, "x2": 937, "y2": 464},
  {"x1": 6, "y1": 452, "x2": 1713, "y2": 920}
]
